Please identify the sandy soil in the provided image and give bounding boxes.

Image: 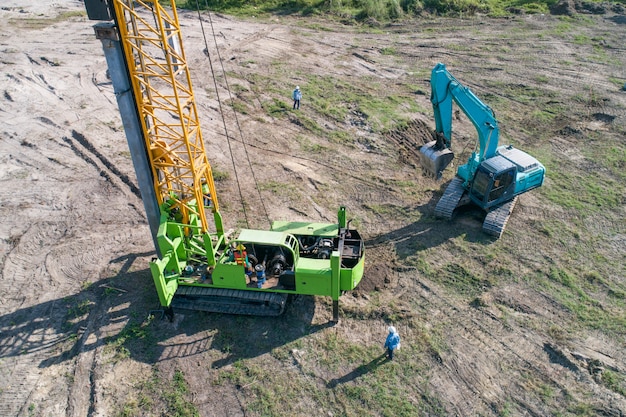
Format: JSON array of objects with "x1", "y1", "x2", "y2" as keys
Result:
[{"x1": 1, "y1": 1, "x2": 625, "y2": 416}]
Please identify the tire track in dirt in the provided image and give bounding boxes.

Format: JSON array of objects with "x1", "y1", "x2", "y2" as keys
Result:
[
  {"x1": 67, "y1": 130, "x2": 141, "y2": 199},
  {"x1": 0, "y1": 224, "x2": 71, "y2": 311},
  {"x1": 411, "y1": 278, "x2": 626, "y2": 415},
  {"x1": 0, "y1": 226, "x2": 153, "y2": 417},
  {"x1": 0, "y1": 302, "x2": 64, "y2": 417},
  {"x1": 59, "y1": 129, "x2": 147, "y2": 221},
  {"x1": 0, "y1": 224, "x2": 91, "y2": 416}
]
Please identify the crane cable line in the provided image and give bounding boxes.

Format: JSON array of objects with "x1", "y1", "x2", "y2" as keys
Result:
[
  {"x1": 202, "y1": 4, "x2": 273, "y2": 230},
  {"x1": 194, "y1": 0, "x2": 272, "y2": 230}
]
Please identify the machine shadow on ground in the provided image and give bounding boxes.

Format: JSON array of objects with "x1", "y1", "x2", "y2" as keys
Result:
[
  {"x1": 0, "y1": 252, "x2": 326, "y2": 372},
  {"x1": 1, "y1": 197, "x2": 494, "y2": 373},
  {"x1": 365, "y1": 200, "x2": 495, "y2": 260}
]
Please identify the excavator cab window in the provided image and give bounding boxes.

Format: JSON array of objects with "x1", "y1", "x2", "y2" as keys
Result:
[
  {"x1": 471, "y1": 166, "x2": 515, "y2": 205},
  {"x1": 471, "y1": 169, "x2": 491, "y2": 201},
  {"x1": 488, "y1": 169, "x2": 515, "y2": 203}
]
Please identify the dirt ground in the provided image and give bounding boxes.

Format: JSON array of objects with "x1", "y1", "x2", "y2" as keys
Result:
[{"x1": 1, "y1": 1, "x2": 625, "y2": 416}]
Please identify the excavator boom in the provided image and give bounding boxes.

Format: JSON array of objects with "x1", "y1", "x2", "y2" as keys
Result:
[{"x1": 420, "y1": 63, "x2": 500, "y2": 179}]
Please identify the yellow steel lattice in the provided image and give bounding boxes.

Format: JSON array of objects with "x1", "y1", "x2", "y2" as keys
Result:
[{"x1": 112, "y1": 0, "x2": 219, "y2": 233}]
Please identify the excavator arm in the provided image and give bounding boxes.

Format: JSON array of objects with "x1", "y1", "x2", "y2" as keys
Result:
[{"x1": 420, "y1": 63, "x2": 500, "y2": 180}]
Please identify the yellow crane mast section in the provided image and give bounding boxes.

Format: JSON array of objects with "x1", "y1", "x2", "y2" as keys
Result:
[{"x1": 112, "y1": 0, "x2": 219, "y2": 233}]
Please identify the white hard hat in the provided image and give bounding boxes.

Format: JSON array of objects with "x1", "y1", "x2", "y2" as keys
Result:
[
  {"x1": 388, "y1": 326, "x2": 396, "y2": 334},
  {"x1": 296, "y1": 85, "x2": 300, "y2": 90}
]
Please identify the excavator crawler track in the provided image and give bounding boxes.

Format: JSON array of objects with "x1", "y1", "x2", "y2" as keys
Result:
[
  {"x1": 434, "y1": 177, "x2": 466, "y2": 220},
  {"x1": 482, "y1": 196, "x2": 518, "y2": 238},
  {"x1": 171, "y1": 286, "x2": 289, "y2": 316}
]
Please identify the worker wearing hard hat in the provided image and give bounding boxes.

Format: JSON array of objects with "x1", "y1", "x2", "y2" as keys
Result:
[
  {"x1": 384, "y1": 326, "x2": 401, "y2": 360},
  {"x1": 292, "y1": 85, "x2": 302, "y2": 110}
]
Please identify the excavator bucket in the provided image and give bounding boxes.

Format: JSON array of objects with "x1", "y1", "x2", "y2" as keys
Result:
[{"x1": 419, "y1": 140, "x2": 454, "y2": 179}]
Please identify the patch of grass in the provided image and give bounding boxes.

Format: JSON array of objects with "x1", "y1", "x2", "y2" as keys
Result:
[
  {"x1": 325, "y1": 129, "x2": 350, "y2": 145},
  {"x1": 211, "y1": 167, "x2": 230, "y2": 182},
  {"x1": 8, "y1": 10, "x2": 86, "y2": 30},
  {"x1": 539, "y1": 150, "x2": 623, "y2": 213},
  {"x1": 580, "y1": 143, "x2": 626, "y2": 180},
  {"x1": 227, "y1": 99, "x2": 249, "y2": 115},
  {"x1": 364, "y1": 201, "x2": 421, "y2": 221},
  {"x1": 608, "y1": 76, "x2": 625, "y2": 90},
  {"x1": 212, "y1": 320, "x2": 440, "y2": 416},
  {"x1": 296, "y1": 74, "x2": 417, "y2": 133},
  {"x1": 539, "y1": 267, "x2": 626, "y2": 336},
  {"x1": 552, "y1": 21, "x2": 572, "y2": 36},
  {"x1": 258, "y1": 180, "x2": 299, "y2": 199},
  {"x1": 600, "y1": 369, "x2": 626, "y2": 397},
  {"x1": 264, "y1": 98, "x2": 290, "y2": 115},
  {"x1": 431, "y1": 262, "x2": 492, "y2": 297},
  {"x1": 573, "y1": 34, "x2": 591, "y2": 45},
  {"x1": 294, "y1": 134, "x2": 329, "y2": 152},
  {"x1": 66, "y1": 299, "x2": 93, "y2": 322},
  {"x1": 104, "y1": 321, "x2": 153, "y2": 362},
  {"x1": 294, "y1": 114, "x2": 325, "y2": 135},
  {"x1": 413, "y1": 256, "x2": 436, "y2": 278},
  {"x1": 118, "y1": 368, "x2": 199, "y2": 417}
]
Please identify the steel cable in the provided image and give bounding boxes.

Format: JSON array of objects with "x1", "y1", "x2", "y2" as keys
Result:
[{"x1": 195, "y1": 0, "x2": 272, "y2": 229}]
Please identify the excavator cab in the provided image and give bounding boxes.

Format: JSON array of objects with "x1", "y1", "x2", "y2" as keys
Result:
[
  {"x1": 419, "y1": 132, "x2": 454, "y2": 179},
  {"x1": 469, "y1": 157, "x2": 517, "y2": 209}
]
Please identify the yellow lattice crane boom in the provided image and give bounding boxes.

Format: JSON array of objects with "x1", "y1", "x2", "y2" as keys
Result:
[{"x1": 112, "y1": 0, "x2": 220, "y2": 233}]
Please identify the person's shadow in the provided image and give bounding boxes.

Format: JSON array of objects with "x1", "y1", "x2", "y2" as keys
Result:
[{"x1": 326, "y1": 353, "x2": 388, "y2": 388}]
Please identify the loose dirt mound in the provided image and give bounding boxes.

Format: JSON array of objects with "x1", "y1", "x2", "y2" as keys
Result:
[{"x1": 384, "y1": 119, "x2": 436, "y2": 168}]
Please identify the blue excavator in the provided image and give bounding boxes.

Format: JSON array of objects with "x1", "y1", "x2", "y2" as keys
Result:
[{"x1": 420, "y1": 63, "x2": 545, "y2": 237}]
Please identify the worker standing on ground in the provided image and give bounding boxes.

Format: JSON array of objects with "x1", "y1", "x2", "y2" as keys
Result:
[
  {"x1": 384, "y1": 326, "x2": 401, "y2": 360},
  {"x1": 292, "y1": 85, "x2": 302, "y2": 110}
]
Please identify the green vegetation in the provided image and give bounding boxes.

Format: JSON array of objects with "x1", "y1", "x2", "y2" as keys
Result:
[
  {"x1": 541, "y1": 153, "x2": 624, "y2": 212},
  {"x1": 600, "y1": 369, "x2": 626, "y2": 397},
  {"x1": 7, "y1": 9, "x2": 86, "y2": 30},
  {"x1": 104, "y1": 320, "x2": 156, "y2": 363},
  {"x1": 537, "y1": 267, "x2": 626, "y2": 335},
  {"x1": 178, "y1": 0, "x2": 622, "y2": 19},
  {"x1": 118, "y1": 368, "x2": 199, "y2": 417},
  {"x1": 213, "y1": 329, "x2": 444, "y2": 416}
]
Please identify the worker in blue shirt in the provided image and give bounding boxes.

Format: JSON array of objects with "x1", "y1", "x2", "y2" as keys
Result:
[
  {"x1": 292, "y1": 85, "x2": 302, "y2": 109},
  {"x1": 384, "y1": 326, "x2": 401, "y2": 360}
]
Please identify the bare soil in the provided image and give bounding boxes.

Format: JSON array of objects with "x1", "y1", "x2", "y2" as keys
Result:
[{"x1": 1, "y1": 1, "x2": 625, "y2": 416}]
